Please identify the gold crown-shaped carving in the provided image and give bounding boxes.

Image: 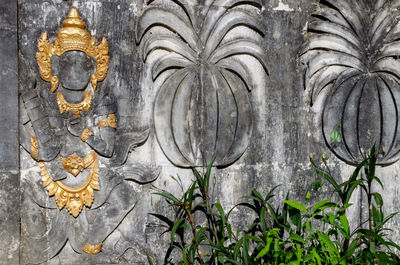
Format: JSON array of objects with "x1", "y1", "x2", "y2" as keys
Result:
[{"x1": 36, "y1": 8, "x2": 109, "y2": 92}]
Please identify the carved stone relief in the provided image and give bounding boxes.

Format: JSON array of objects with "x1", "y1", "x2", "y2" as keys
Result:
[
  {"x1": 19, "y1": 8, "x2": 158, "y2": 263},
  {"x1": 136, "y1": 0, "x2": 268, "y2": 167},
  {"x1": 302, "y1": 0, "x2": 400, "y2": 165}
]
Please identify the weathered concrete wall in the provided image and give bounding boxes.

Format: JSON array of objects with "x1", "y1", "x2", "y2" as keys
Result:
[
  {"x1": 0, "y1": 0, "x2": 398, "y2": 264},
  {"x1": 0, "y1": 0, "x2": 19, "y2": 264}
]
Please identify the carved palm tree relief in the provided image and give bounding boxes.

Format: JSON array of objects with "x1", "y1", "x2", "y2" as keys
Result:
[
  {"x1": 302, "y1": 0, "x2": 400, "y2": 165},
  {"x1": 136, "y1": 0, "x2": 268, "y2": 167}
]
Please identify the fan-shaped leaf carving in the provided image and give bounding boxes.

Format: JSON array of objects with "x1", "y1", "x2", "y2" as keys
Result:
[
  {"x1": 302, "y1": 0, "x2": 400, "y2": 165},
  {"x1": 137, "y1": 0, "x2": 268, "y2": 167}
]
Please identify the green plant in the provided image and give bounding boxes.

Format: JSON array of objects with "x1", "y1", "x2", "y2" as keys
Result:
[{"x1": 149, "y1": 147, "x2": 400, "y2": 264}]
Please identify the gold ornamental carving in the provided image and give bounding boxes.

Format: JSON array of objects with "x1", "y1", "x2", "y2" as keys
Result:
[
  {"x1": 37, "y1": 151, "x2": 100, "y2": 217},
  {"x1": 30, "y1": 136, "x2": 39, "y2": 160},
  {"x1": 36, "y1": 8, "x2": 109, "y2": 92},
  {"x1": 98, "y1": 113, "x2": 117, "y2": 128},
  {"x1": 57, "y1": 91, "x2": 92, "y2": 117},
  {"x1": 80, "y1": 128, "x2": 94, "y2": 142},
  {"x1": 83, "y1": 243, "x2": 102, "y2": 255},
  {"x1": 61, "y1": 151, "x2": 97, "y2": 176}
]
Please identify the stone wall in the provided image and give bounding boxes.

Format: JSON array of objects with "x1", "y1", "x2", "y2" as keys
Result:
[{"x1": 1, "y1": 0, "x2": 400, "y2": 264}]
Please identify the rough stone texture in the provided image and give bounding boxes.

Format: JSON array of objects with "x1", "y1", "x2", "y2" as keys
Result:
[
  {"x1": 0, "y1": 0, "x2": 19, "y2": 264},
  {"x1": 0, "y1": 0, "x2": 18, "y2": 171},
  {"x1": 2, "y1": 0, "x2": 399, "y2": 264}
]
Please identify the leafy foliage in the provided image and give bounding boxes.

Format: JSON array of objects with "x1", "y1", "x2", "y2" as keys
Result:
[{"x1": 149, "y1": 147, "x2": 400, "y2": 264}]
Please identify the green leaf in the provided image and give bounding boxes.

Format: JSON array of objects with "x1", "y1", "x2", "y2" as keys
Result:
[
  {"x1": 306, "y1": 191, "x2": 311, "y2": 203},
  {"x1": 373, "y1": 192, "x2": 383, "y2": 208},
  {"x1": 265, "y1": 185, "x2": 281, "y2": 201},
  {"x1": 288, "y1": 207, "x2": 302, "y2": 233},
  {"x1": 282, "y1": 192, "x2": 290, "y2": 226},
  {"x1": 153, "y1": 192, "x2": 180, "y2": 203},
  {"x1": 252, "y1": 189, "x2": 265, "y2": 204},
  {"x1": 170, "y1": 218, "x2": 185, "y2": 247},
  {"x1": 368, "y1": 144, "x2": 377, "y2": 179},
  {"x1": 319, "y1": 233, "x2": 339, "y2": 256},
  {"x1": 313, "y1": 179, "x2": 323, "y2": 191},
  {"x1": 205, "y1": 157, "x2": 215, "y2": 188},
  {"x1": 345, "y1": 179, "x2": 365, "y2": 204},
  {"x1": 195, "y1": 227, "x2": 208, "y2": 244},
  {"x1": 316, "y1": 169, "x2": 343, "y2": 198},
  {"x1": 284, "y1": 200, "x2": 307, "y2": 212},
  {"x1": 243, "y1": 234, "x2": 250, "y2": 265},
  {"x1": 233, "y1": 237, "x2": 243, "y2": 260},
  {"x1": 372, "y1": 176, "x2": 384, "y2": 189},
  {"x1": 330, "y1": 127, "x2": 342, "y2": 144},
  {"x1": 187, "y1": 182, "x2": 197, "y2": 209},
  {"x1": 258, "y1": 207, "x2": 267, "y2": 234},
  {"x1": 146, "y1": 252, "x2": 153, "y2": 265},
  {"x1": 344, "y1": 237, "x2": 360, "y2": 259},
  {"x1": 383, "y1": 212, "x2": 399, "y2": 226},
  {"x1": 339, "y1": 214, "x2": 349, "y2": 237},
  {"x1": 255, "y1": 237, "x2": 273, "y2": 260},
  {"x1": 289, "y1": 233, "x2": 306, "y2": 243},
  {"x1": 192, "y1": 168, "x2": 204, "y2": 190},
  {"x1": 214, "y1": 203, "x2": 226, "y2": 237},
  {"x1": 266, "y1": 202, "x2": 279, "y2": 224},
  {"x1": 311, "y1": 199, "x2": 331, "y2": 212}
]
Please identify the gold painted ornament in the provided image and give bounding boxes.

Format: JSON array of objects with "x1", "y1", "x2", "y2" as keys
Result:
[
  {"x1": 37, "y1": 151, "x2": 100, "y2": 217},
  {"x1": 83, "y1": 243, "x2": 102, "y2": 255},
  {"x1": 56, "y1": 91, "x2": 92, "y2": 117},
  {"x1": 36, "y1": 8, "x2": 109, "y2": 92},
  {"x1": 80, "y1": 128, "x2": 94, "y2": 142},
  {"x1": 30, "y1": 136, "x2": 39, "y2": 160},
  {"x1": 98, "y1": 113, "x2": 117, "y2": 128},
  {"x1": 61, "y1": 151, "x2": 97, "y2": 177}
]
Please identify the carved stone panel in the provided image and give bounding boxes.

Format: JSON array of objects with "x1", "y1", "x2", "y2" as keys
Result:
[
  {"x1": 19, "y1": 7, "x2": 158, "y2": 263},
  {"x1": 302, "y1": 0, "x2": 400, "y2": 165},
  {"x1": 136, "y1": 0, "x2": 268, "y2": 167}
]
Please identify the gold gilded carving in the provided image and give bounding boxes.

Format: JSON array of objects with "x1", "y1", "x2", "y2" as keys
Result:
[
  {"x1": 37, "y1": 152, "x2": 99, "y2": 217},
  {"x1": 80, "y1": 128, "x2": 94, "y2": 142},
  {"x1": 61, "y1": 151, "x2": 97, "y2": 177},
  {"x1": 57, "y1": 91, "x2": 92, "y2": 117},
  {"x1": 98, "y1": 113, "x2": 117, "y2": 129},
  {"x1": 83, "y1": 243, "x2": 102, "y2": 255},
  {"x1": 30, "y1": 136, "x2": 39, "y2": 160},
  {"x1": 36, "y1": 8, "x2": 109, "y2": 92}
]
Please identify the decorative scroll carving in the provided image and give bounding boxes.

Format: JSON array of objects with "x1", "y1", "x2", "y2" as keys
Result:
[
  {"x1": 136, "y1": 0, "x2": 268, "y2": 167},
  {"x1": 57, "y1": 91, "x2": 92, "y2": 117},
  {"x1": 36, "y1": 8, "x2": 109, "y2": 92},
  {"x1": 38, "y1": 152, "x2": 99, "y2": 217},
  {"x1": 80, "y1": 128, "x2": 94, "y2": 142},
  {"x1": 302, "y1": 0, "x2": 400, "y2": 165},
  {"x1": 98, "y1": 113, "x2": 117, "y2": 128},
  {"x1": 30, "y1": 136, "x2": 39, "y2": 160},
  {"x1": 61, "y1": 151, "x2": 97, "y2": 176}
]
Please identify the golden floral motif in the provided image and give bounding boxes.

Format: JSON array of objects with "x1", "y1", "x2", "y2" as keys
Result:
[
  {"x1": 30, "y1": 136, "x2": 39, "y2": 160},
  {"x1": 37, "y1": 152, "x2": 99, "y2": 217},
  {"x1": 57, "y1": 91, "x2": 92, "y2": 117},
  {"x1": 80, "y1": 128, "x2": 94, "y2": 142},
  {"x1": 61, "y1": 151, "x2": 97, "y2": 177},
  {"x1": 83, "y1": 243, "x2": 102, "y2": 255},
  {"x1": 98, "y1": 113, "x2": 117, "y2": 129},
  {"x1": 36, "y1": 8, "x2": 109, "y2": 92}
]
